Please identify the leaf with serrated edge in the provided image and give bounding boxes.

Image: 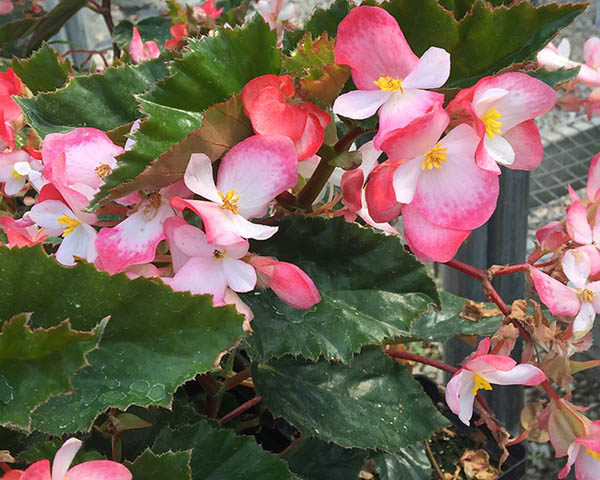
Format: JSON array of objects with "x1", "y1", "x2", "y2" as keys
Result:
[
  {"x1": 252, "y1": 346, "x2": 448, "y2": 451},
  {"x1": 284, "y1": 438, "x2": 367, "y2": 480},
  {"x1": 90, "y1": 15, "x2": 280, "y2": 210},
  {"x1": 524, "y1": 66, "x2": 580, "y2": 87},
  {"x1": 0, "y1": 313, "x2": 105, "y2": 431},
  {"x1": 153, "y1": 419, "x2": 296, "y2": 479},
  {"x1": 244, "y1": 216, "x2": 438, "y2": 363},
  {"x1": 371, "y1": 446, "x2": 432, "y2": 480},
  {"x1": 125, "y1": 449, "x2": 192, "y2": 480},
  {"x1": 10, "y1": 43, "x2": 71, "y2": 94},
  {"x1": 0, "y1": 246, "x2": 243, "y2": 435},
  {"x1": 15, "y1": 56, "x2": 171, "y2": 139},
  {"x1": 108, "y1": 94, "x2": 253, "y2": 198},
  {"x1": 409, "y1": 291, "x2": 501, "y2": 343}
]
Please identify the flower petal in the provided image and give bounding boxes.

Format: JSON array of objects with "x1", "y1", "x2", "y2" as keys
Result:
[
  {"x1": 163, "y1": 216, "x2": 190, "y2": 273},
  {"x1": 563, "y1": 249, "x2": 591, "y2": 289},
  {"x1": 332, "y1": 89, "x2": 391, "y2": 120},
  {"x1": 217, "y1": 135, "x2": 297, "y2": 218},
  {"x1": 481, "y1": 364, "x2": 546, "y2": 386},
  {"x1": 20, "y1": 460, "x2": 51, "y2": 480},
  {"x1": 222, "y1": 258, "x2": 257, "y2": 293},
  {"x1": 52, "y1": 438, "x2": 82, "y2": 480},
  {"x1": 184, "y1": 153, "x2": 221, "y2": 203},
  {"x1": 402, "y1": 46, "x2": 451, "y2": 90},
  {"x1": 365, "y1": 160, "x2": 403, "y2": 223},
  {"x1": 57, "y1": 224, "x2": 98, "y2": 266},
  {"x1": 588, "y1": 153, "x2": 600, "y2": 202},
  {"x1": 168, "y1": 257, "x2": 227, "y2": 302},
  {"x1": 392, "y1": 158, "x2": 422, "y2": 204},
  {"x1": 172, "y1": 223, "x2": 214, "y2": 258},
  {"x1": 268, "y1": 261, "x2": 321, "y2": 309},
  {"x1": 482, "y1": 134, "x2": 515, "y2": 166},
  {"x1": 566, "y1": 201, "x2": 593, "y2": 245},
  {"x1": 412, "y1": 124, "x2": 499, "y2": 230},
  {"x1": 501, "y1": 120, "x2": 543, "y2": 171},
  {"x1": 573, "y1": 301, "x2": 596, "y2": 339},
  {"x1": 445, "y1": 370, "x2": 465, "y2": 416},
  {"x1": 529, "y1": 267, "x2": 581, "y2": 316},
  {"x1": 29, "y1": 200, "x2": 74, "y2": 233},
  {"x1": 334, "y1": 6, "x2": 418, "y2": 90},
  {"x1": 65, "y1": 461, "x2": 132, "y2": 480}
]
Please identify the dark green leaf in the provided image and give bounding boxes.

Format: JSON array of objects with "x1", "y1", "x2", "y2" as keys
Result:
[
  {"x1": 252, "y1": 346, "x2": 448, "y2": 451},
  {"x1": 90, "y1": 15, "x2": 281, "y2": 210},
  {"x1": 0, "y1": 18, "x2": 39, "y2": 48},
  {"x1": 113, "y1": 17, "x2": 172, "y2": 49},
  {"x1": 410, "y1": 291, "x2": 501, "y2": 343},
  {"x1": 26, "y1": 0, "x2": 88, "y2": 54},
  {"x1": 107, "y1": 94, "x2": 253, "y2": 199},
  {"x1": 17, "y1": 439, "x2": 105, "y2": 464},
  {"x1": 0, "y1": 313, "x2": 104, "y2": 431},
  {"x1": 371, "y1": 446, "x2": 432, "y2": 480},
  {"x1": 153, "y1": 419, "x2": 297, "y2": 479},
  {"x1": 10, "y1": 43, "x2": 70, "y2": 94},
  {"x1": 125, "y1": 449, "x2": 192, "y2": 480},
  {"x1": 284, "y1": 438, "x2": 367, "y2": 480},
  {"x1": 217, "y1": 0, "x2": 250, "y2": 27},
  {"x1": 245, "y1": 216, "x2": 438, "y2": 363},
  {"x1": 0, "y1": 246, "x2": 243, "y2": 435},
  {"x1": 524, "y1": 66, "x2": 580, "y2": 87},
  {"x1": 16, "y1": 57, "x2": 170, "y2": 138}
]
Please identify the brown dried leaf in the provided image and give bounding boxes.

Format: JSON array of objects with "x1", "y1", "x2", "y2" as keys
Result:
[
  {"x1": 0, "y1": 450, "x2": 14, "y2": 463},
  {"x1": 543, "y1": 348, "x2": 572, "y2": 388},
  {"x1": 460, "y1": 449, "x2": 499, "y2": 480},
  {"x1": 520, "y1": 401, "x2": 549, "y2": 443},
  {"x1": 460, "y1": 301, "x2": 502, "y2": 322}
]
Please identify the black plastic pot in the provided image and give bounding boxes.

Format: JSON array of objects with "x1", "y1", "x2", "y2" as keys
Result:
[{"x1": 415, "y1": 374, "x2": 527, "y2": 480}]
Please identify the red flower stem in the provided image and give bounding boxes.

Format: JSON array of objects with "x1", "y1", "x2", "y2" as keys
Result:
[
  {"x1": 489, "y1": 264, "x2": 530, "y2": 277},
  {"x1": 219, "y1": 396, "x2": 262, "y2": 426},
  {"x1": 444, "y1": 258, "x2": 486, "y2": 280},
  {"x1": 384, "y1": 349, "x2": 458, "y2": 374},
  {"x1": 541, "y1": 380, "x2": 561, "y2": 403},
  {"x1": 224, "y1": 368, "x2": 251, "y2": 390},
  {"x1": 506, "y1": 429, "x2": 528, "y2": 447},
  {"x1": 196, "y1": 373, "x2": 222, "y2": 418},
  {"x1": 532, "y1": 259, "x2": 555, "y2": 268},
  {"x1": 0, "y1": 463, "x2": 10, "y2": 473}
]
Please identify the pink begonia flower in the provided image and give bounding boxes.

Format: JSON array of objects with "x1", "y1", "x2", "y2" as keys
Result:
[
  {"x1": 584, "y1": 37, "x2": 600, "y2": 73},
  {"x1": 379, "y1": 105, "x2": 499, "y2": 232},
  {"x1": 170, "y1": 134, "x2": 297, "y2": 245},
  {"x1": 0, "y1": 0, "x2": 13, "y2": 14},
  {"x1": 165, "y1": 23, "x2": 187, "y2": 50},
  {"x1": 95, "y1": 181, "x2": 190, "y2": 275},
  {"x1": 364, "y1": 159, "x2": 403, "y2": 224},
  {"x1": 537, "y1": 39, "x2": 600, "y2": 85},
  {"x1": 0, "y1": 149, "x2": 45, "y2": 195},
  {"x1": 0, "y1": 68, "x2": 25, "y2": 149},
  {"x1": 537, "y1": 221, "x2": 569, "y2": 252},
  {"x1": 165, "y1": 222, "x2": 256, "y2": 303},
  {"x1": 129, "y1": 26, "x2": 160, "y2": 64},
  {"x1": 0, "y1": 215, "x2": 46, "y2": 247},
  {"x1": 558, "y1": 423, "x2": 600, "y2": 480},
  {"x1": 193, "y1": 0, "x2": 223, "y2": 19},
  {"x1": 1, "y1": 471, "x2": 22, "y2": 479},
  {"x1": 332, "y1": 6, "x2": 450, "y2": 148},
  {"x1": 584, "y1": 87, "x2": 600, "y2": 119},
  {"x1": 445, "y1": 337, "x2": 546, "y2": 425},
  {"x1": 447, "y1": 72, "x2": 556, "y2": 173},
  {"x1": 565, "y1": 200, "x2": 600, "y2": 275},
  {"x1": 256, "y1": 0, "x2": 295, "y2": 30},
  {"x1": 20, "y1": 437, "x2": 131, "y2": 480},
  {"x1": 241, "y1": 75, "x2": 330, "y2": 161},
  {"x1": 530, "y1": 249, "x2": 600, "y2": 339},
  {"x1": 42, "y1": 128, "x2": 124, "y2": 220},
  {"x1": 340, "y1": 141, "x2": 399, "y2": 234},
  {"x1": 249, "y1": 255, "x2": 320, "y2": 309},
  {"x1": 587, "y1": 153, "x2": 600, "y2": 203}
]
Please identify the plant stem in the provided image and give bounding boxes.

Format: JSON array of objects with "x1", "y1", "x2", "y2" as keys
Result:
[
  {"x1": 424, "y1": 440, "x2": 445, "y2": 480},
  {"x1": 297, "y1": 126, "x2": 366, "y2": 207},
  {"x1": 196, "y1": 373, "x2": 222, "y2": 418},
  {"x1": 224, "y1": 368, "x2": 251, "y2": 390},
  {"x1": 541, "y1": 380, "x2": 561, "y2": 403},
  {"x1": 489, "y1": 263, "x2": 530, "y2": 277},
  {"x1": 219, "y1": 396, "x2": 262, "y2": 426},
  {"x1": 0, "y1": 463, "x2": 10, "y2": 474},
  {"x1": 444, "y1": 258, "x2": 486, "y2": 280},
  {"x1": 100, "y1": 0, "x2": 120, "y2": 59},
  {"x1": 384, "y1": 349, "x2": 458, "y2": 374}
]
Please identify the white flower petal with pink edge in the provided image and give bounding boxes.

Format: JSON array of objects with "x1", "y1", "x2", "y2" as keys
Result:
[
  {"x1": 332, "y1": 90, "x2": 391, "y2": 120},
  {"x1": 163, "y1": 216, "x2": 190, "y2": 272},
  {"x1": 52, "y1": 437, "x2": 82, "y2": 480},
  {"x1": 529, "y1": 266, "x2": 581, "y2": 316},
  {"x1": 168, "y1": 256, "x2": 228, "y2": 301},
  {"x1": 402, "y1": 46, "x2": 450, "y2": 90},
  {"x1": 566, "y1": 201, "x2": 593, "y2": 245},
  {"x1": 184, "y1": 153, "x2": 221, "y2": 203},
  {"x1": 478, "y1": 364, "x2": 547, "y2": 386},
  {"x1": 56, "y1": 223, "x2": 98, "y2": 266},
  {"x1": 482, "y1": 134, "x2": 514, "y2": 166},
  {"x1": 588, "y1": 153, "x2": 600, "y2": 202},
  {"x1": 215, "y1": 134, "x2": 297, "y2": 219},
  {"x1": 95, "y1": 198, "x2": 173, "y2": 275},
  {"x1": 410, "y1": 124, "x2": 499, "y2": 231},
  {"x1": 501, "y1": 120, "x2": 544, "y2": 171},
  {"x1": 563, "y1": 248, "x2": 591, "y2": 289},
  {"x1": 29, "y1": 200, "x2": 76, "y2": 235},
  {"x1": 222, "y1": 258, "x2": 257, "y2": 293}
]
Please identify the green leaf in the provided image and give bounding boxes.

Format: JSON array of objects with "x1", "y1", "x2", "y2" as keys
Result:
[
  {"x1": 244, "y1": 216, "x2": 438, "y2": 363},
  {"x1": 153, "y1": 419, "x2": 297, "y2": 479},
  {"x1": 252, "y1": 346, "x2": 448, "y2": 451},
  {"x1": 0, "y1": 17, "x2": 39, "y2": 48},
  {"x1": 371, "y1": 446, "x2": 432, "y2": 480},
  {"x1": 107, "y1": 94, "x2": 253, "y2": 199},
  {"x1": 217, "y1": 0, "x2": 251, "y2": 27},
  {"x1": 10, "y1": 43, "x2": 71, "y2": 94},
  {"x1": 284, "y1": 438, "x2": 367, "y2": 480},
  {"x1": 125, "y1": 449, "x2": 192, "y2": 480},
  {"x1": 113, "y1": 17, "x2": 172, "y2": 49},
  {"x1": 524, "y1": 66, "x2": 580, "y2": 87},
  {"x1": 0, "y1": 313, "x2": 105, "y2": 431},
  {"x1": 16, "y1": 57, "x2": 171, "y2": 139},
  {"x1": 0, "y1": 246, "x2": 243, "y2": 435},
  {"x1": 26, "y1": 0, "x2": 88, "y2": 54},
  {"x1": 17, "y1": 439, "x2": 105, "y2": 464},
  {"x1": 409, "y1": 291, "x2": 501, "y2": 343},
  {"x1": 90, "y1": 15, "x2": 281, "y2": 210}
]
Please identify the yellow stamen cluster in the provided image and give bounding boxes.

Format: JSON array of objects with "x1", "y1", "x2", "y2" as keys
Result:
[
  {"x1": 481, "y1": 107, "x2": 503, "y2": 139},
  {"x1": 577, "y1": 288, "x2": 595, "y2": 303},
  {"x1": 587, "y1": 449, "x2": 600, "y2": 461},
  {"x1": 373, "y1": 75, "x2": 404, "y2": 93},
  {"x1": 95, "y1": 163, "x2": 112, "y2": 178},
  {"x1": 10, "y1": 169, "x2": 23, "y2": 180},
  {"x1": 57, "y1": 215, "x2": 81, "y2": 237},
  {"x1": 218, "y1": 189, "x2": 241, "y2": 215},
  {"x1": 422, "y1": 143, "x2": 448, "y2": 170},
  {"x1": 212, "y1": 249, "x2": 225, "y2": 260},
  {"x1": 471, "y1": 373, "x2": 493, "y2": 396}
]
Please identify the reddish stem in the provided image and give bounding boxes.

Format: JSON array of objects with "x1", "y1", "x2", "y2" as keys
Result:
[
  {"x1": 444, "y1": 258, "x2": 486, "y2": 280},
  {"x1": 532, "y1": 259, "x2": 555, "y2": 269},
  {"x1": 490, "y1": 264, "x2": 529, "y2": 277},
  {"x1": 0, "y1": 463, "x2": 10, "y2": 474},
  {"x1": 541, "y1": 380, "x2": 561, "y2": 403},
  {"x1": 219, "y1": 396, "x2": 262, "y2": 426},
  {"x1": 506, "y1": 429, "x2": 528, "y2": 447},
  {"x1": 225, "y1": 368, "x2": 251, "y2": 390},
  {"x1": 384, "y1": 349, "x2": 458, "y2": 374}
]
